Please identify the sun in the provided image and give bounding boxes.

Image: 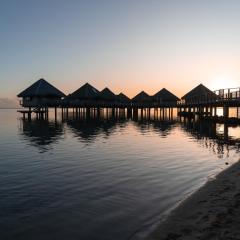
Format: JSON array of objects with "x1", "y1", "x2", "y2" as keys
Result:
[{"x1": 209, "y1": 76, "x2": 238, "y2": 90}]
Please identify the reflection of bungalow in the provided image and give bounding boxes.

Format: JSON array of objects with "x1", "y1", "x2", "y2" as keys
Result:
[
  {"x1": 182, "y1": 84, "x2": 218, "y2": 104},
  {"x1": 152, "y1": 88, "x2": 179, "y2": 106},
  {"x1": 67, "y1": 117, "x2": 116, "y2": 142},
  {"x1": 117, "y1": 93, "x2": 130, "y2": 104},
  {"x1": 19, "y1": 118, "x2": 63, "y2": 152},
  {"x1": 68, "y1": 83, "x2": 100, "y2": 105},
  {"x1": 151, "y1": 120, "x2": 177, "y2": 137},
  {"x1": 132, "y1": 118, "x2": 176, "y2": 137},
  {"x1": 131, "y1": 91, "x2": 151, "y2": 105},
  {"x1": 182, "y1": 119, "x2": 217, "y2": 140},
  {"x1": 17, "y1": 78, "x2": 65, "y2": 107},
  {"x1": 98, "y1": 87, "x2": 117, "y2": 104}
]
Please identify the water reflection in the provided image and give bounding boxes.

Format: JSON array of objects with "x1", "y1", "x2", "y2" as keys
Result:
[
  {"x1": 10, "y1": 111, "x2": 240, "y2": 240},
  {"x1": 181, "y1": 119, "x2": 240, "y2": 158},
  {"x1": 132, "y1": 118, "x2": 177, "y2": 137},
  {"x1": 66, "y1": 116, "x2": 117, "y2": 142},
  {"x1": 19, "y1": 118, "x2": 64, "y2": 152},
  {"x1": 18, "y1": 115, "x2": 240, "y2": 155}
]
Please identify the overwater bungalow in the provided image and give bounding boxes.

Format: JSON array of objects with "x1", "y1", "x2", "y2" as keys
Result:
[
  {"x1": 117, "y1": 93, "x2": 130, "y2": 103},
  {"x1": 98, "y1": 87, "x2": 117, "y2": 105},
  {"x1": 152, "y1": 88, "x2": 180, "y2": 106},
  {"x1": 68, "y1": 83, "x2": 100, "y2": 106},
  {"x1": 131, "y1": 91, "x2": 151, "y2": 106},
  {"x1": 17, "y1": 78, "x2": 65, "y2": 108},
  {"x1": 181, "y1": 84, "x2": 218, "y2": 104}
]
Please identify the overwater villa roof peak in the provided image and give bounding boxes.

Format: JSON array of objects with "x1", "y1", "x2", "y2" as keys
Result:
[
  {"x1": 132, "y1": 90, "x2": 151, "y2": 102},
  {"x1": 153, "y1": 88, "x2": 180, "y2": 101},
  {"x1": 182, "y1": 83, "x2": 217, "y2": 100},
  {"x1": 99, "y1": 87, "x2": 116, "y2": 100},
  {"x1": 117, "y1": 92, "x2": 130, "y2": 102},
  {"x1": 70, "y1": 82, "x2": 100, "y2": 99},
  {"x1": 17, "y1": 78, "x2": 65, "y2": 98}
]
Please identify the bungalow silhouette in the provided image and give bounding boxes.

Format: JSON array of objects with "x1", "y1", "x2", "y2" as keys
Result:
[
  {"x1": 98, "y1": 87, "x2": 117, "y2": 105},
  {"x1": 17, "y1": 78, "x2": 65, "y2": 108},
  {"x1": 68, "y1": 83, "x2": 100, "y2": 106},
  {"x1": 117, "y1": 93, "x2": 130, "y2": 103},
  {"x1": 181, "y1": 84, "x2": 218, "y2": 104},
  {"x1": 16, "y1": 77, "x2": 238, "y2": 122},
  {"x1": 131, "y1": 91, "x2": 151, "y2": 106},
  {"x1": 152, "y1": 88, "x2": 180, "y2": 106}
]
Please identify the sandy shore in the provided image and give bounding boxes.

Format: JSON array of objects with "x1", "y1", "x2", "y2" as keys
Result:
[{"x1": 147, "y1": 160, "x2": 240, "y2": 240}]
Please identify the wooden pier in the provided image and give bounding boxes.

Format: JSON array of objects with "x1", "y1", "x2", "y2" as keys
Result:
[
  {"x1": 17, "y1": 79, "x2": 240, "y2": 123},
  {"x1": 177, "y1": 86, "x2": 240, "y2": 119},
  {"x1": 17, "y1": 108, "x2": 49, "y2": 120}
]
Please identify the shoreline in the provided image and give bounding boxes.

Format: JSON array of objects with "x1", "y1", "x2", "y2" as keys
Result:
[{"x1": 146, "y1": 160, "x2": 240, "y2": 240}]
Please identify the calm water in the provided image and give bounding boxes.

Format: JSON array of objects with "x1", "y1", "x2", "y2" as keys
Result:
[{"x1": 0, "y1": 109, "x2": 240, "y2": 240}]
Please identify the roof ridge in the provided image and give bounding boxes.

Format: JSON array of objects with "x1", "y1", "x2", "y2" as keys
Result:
[
  {"x1": 17, "y1": 78, "x2": 65, "y2": 98},
  {"x1": 36, "y1": 78, "x2": 43, "y2": 95}
]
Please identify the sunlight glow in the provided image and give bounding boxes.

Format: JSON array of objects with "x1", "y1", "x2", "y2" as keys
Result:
[{"x1": 209, "y1": 75, "x2": 238, "y2": 91}]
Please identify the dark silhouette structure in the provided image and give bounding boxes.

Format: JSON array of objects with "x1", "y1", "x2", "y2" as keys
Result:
[
  {"x1": 153, "y1": 88, "x2": 180, "y2": 106},
  {"x1": 181, "y1": 84, "x2": 218, "y2": 104},
  {"x1": 17, "y1": 79, "x2": 240, "y2": 122},
  {"x1": 117, "y1": 93, "x2": 130, "y2": 103},
  {"x1": 17, "y1": 78, "x2": 65, "y2": 107},
  {"x1": 98, "y1": 87, "x2": 117, "y2": 103},
  {"x1": 67, "y1": 83, "x2": 100, "y2": 107},
  {"x1": 132, "y1": 91, "x2": 152, "y2": 105},
  {"x1": 178, "y1": 83, "x2": 240, "y2": 120}
]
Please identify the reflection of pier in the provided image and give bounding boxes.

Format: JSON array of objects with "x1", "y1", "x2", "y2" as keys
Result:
[
  {"x1": 180, "y1": 118, "x2": 240, "y2": 149},
  {"x1": 18, "y1": 111, "x2": 240, "y2": 155},
  {"x1": 66, "y1": 117, "x2": 117, "y2": 141},
  {"x1": 16, "y1": 78, "x2": 240, "y2": 154},
  {"x1": 19, "y1": 118, "x2": 64, "y2": 152}
]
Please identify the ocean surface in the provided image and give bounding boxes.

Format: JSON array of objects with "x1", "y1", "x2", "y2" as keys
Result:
[{"x1": 0, "y1": 109, "x2": 239, "y2": 240}]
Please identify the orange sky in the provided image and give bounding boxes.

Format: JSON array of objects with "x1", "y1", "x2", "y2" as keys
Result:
[
  {"x1": 1, "y1": 0, "x2": 240, "y2": 106},
  {"x1": 58, "y1": 53, "x2": 240, "y2": 99}
]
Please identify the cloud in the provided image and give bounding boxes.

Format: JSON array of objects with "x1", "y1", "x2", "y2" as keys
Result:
[{"x1": 0, "y1": 98, "x2": 18, "y2": 108}]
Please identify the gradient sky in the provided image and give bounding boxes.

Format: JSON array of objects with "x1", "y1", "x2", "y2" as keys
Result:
[{"x1": 1, "y1": 0, "x2": 240, "y2": 106}]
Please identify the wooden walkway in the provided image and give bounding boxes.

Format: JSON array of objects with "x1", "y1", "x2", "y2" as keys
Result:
[
  {"x1": 18, "y1": 87, "x2": 240, "y2": 120},
  {"x1": 17, "y1": 108, "x2": 48, "y2": 120}
]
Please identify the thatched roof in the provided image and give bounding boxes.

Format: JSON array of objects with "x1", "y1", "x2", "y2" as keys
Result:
[
  {"x1": 98, "y1": 87, "x2": 116, "y2": 101},
  {"x1": 182, "y1": 84, "x2": 217, "y2": 100},
  {"x1": 117, "y1": 92, "x2": 130, "y2": 102},
  {"x1": 153, "y1": 88, "x2": 180, "y2": 102},
  {"x1": 70, "y1": 83, "x2": 99, "y2": 99},
  {"x1": 132, "y1": 91, "x2": 151, "y2": 102},
  {"x1": 17, "y1": 78, "x2": 65, "y2": 98}
]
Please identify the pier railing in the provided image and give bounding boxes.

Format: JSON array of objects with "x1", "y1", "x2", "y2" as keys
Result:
[
  {"x1": 177, "y1": 87, "x2": 240, "y2": 107},
  {"x1": 214, "y1": 87, "x2": 240, "y2": 100},
  {"x1": 19, "y1": 87, "x2": 240, "y2": 109}
]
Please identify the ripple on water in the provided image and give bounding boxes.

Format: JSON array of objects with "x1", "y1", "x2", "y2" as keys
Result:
[{"x1": 0, "y1": 110, "x2": 239, "y2": 240}]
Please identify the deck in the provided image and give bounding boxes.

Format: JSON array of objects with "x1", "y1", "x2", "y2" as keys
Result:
[{"x1": 17, "y1": 87, "x2": 240, "y2": 121}]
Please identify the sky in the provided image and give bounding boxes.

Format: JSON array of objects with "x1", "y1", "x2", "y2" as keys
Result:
[{"x1": 1, "y1": 0, "x2": 240, "y2": 107}]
